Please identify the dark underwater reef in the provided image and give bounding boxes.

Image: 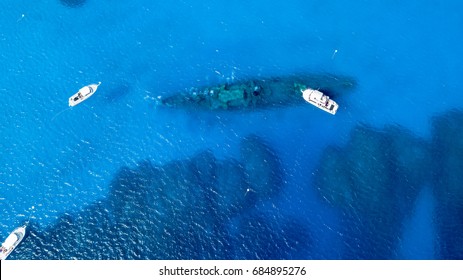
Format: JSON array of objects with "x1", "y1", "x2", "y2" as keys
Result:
[
  {"x1": 314, "y1": 109, "x2": 463, "y2": 259},
  {"x1": 12, "y1": 135, "x2": 311, "y2": 259},
  {"x1": 314, "y1": 124, "x2": 429, "y2": 259},
  {"x1": 10, "y1": 110, "x2": 463, "y2": 259},
  {"x1": 59, "y1": 0, "x2": 86, "y2": 8},
  {"x1": 431, "y1": 110, "x2": 463, "y2": 259}
]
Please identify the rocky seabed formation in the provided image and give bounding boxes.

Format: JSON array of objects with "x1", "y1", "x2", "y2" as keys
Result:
[
  {"x1": 11, "y1": 109, "x2": 463, "y2": 259},
  {"x1": 13, "y1": 135, "x2": 311, "y2": 259},
  {"x1": 314, "y1": 109, "x2": 463, "y2": 259}
]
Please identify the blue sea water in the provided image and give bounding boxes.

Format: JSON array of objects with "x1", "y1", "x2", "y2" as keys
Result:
[{"x1": 1, "y1": 0, "x2": 463, "y2": 259}]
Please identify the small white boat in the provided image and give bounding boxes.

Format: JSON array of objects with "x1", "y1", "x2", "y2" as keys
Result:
[
  {"x1": 69, "y1": 82, "x2": 101, "y2": 106},
  {"x1": 302, "y1": 88, "x2": 339, "y2": 115},
  {"x1": 0, "y1": 225, "x2": 27, "y2": 260}
]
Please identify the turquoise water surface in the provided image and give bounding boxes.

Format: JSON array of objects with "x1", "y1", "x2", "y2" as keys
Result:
[{"x1": 1, "y1": 0, "x2": 463, "y2": 259}]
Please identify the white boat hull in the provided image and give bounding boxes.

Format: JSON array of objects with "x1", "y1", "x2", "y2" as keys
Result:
[
  {"x1": 302, "y1": 88, "x2": 339, "y2": 115},
  {"x1": 0, "y1": 225, "x2": 26, "y2": 260},
  {"x1": 69, "y1": 82, "x2": 101, "y2": 107}
]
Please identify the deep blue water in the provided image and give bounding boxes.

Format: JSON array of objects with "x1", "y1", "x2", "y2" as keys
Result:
[{"x1": 1, "y1": 0, "x2": 463, "y2": 259}]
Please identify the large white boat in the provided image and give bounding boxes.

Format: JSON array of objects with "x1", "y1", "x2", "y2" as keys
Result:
[
  {"x1": 302, "y1": 88, "x2": 339, "y2": 115},
  {"x1": 0, "y1": 225, "x2": 27, "y2": 260},
  {"x1": 69, "y1": 82, "x2": 101, "y2": 106}
]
